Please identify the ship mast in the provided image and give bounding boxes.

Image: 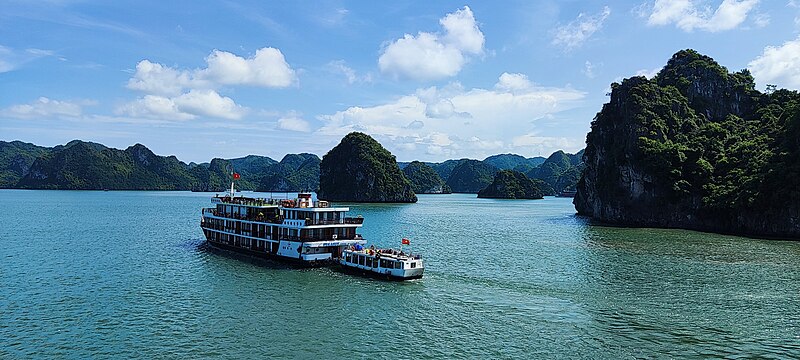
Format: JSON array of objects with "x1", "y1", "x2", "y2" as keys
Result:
[{"x1": 228, "y1": 164, "x2": 236, "y2": 198}]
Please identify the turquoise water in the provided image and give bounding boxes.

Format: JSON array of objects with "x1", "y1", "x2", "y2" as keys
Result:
[{"x1": 2, "y1": 190, "x2": 799, "y2": 358}]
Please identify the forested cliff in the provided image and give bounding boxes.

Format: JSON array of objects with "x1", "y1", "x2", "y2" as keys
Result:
[{"x1": 575, "y1": 50, "x2": 800, "y2": 238}]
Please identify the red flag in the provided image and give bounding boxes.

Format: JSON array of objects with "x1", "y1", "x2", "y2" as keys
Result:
[
  {"x1": 401, "y1": 238, "x2": 410, "y2": 245},
  {"x1": 233, "y1": 173, "x2": 241, "y2": 180}
]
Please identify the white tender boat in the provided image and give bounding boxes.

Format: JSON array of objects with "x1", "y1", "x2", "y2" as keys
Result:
[{"x1": 339, "y1": 245, "x2": 424, "y2": 280}]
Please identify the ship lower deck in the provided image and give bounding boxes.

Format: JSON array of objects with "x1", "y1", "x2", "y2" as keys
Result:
[
  {"x1": 204, "y1": 239, "x2": 329, "y2": 267},
  {"x1": 201, "y1": 225, "x2": 364, "y2": 264}
]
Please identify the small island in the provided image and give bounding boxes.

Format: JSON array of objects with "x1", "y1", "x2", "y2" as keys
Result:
[
  {"x1": 477, "y1": 170, "x2": 546, "y2": 199},
  {"x1": 317, "y1": 132, "x2": 417, "y2": 203}
]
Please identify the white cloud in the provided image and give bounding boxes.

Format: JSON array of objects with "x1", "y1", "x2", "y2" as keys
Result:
[
  {"x1": 127, "y1": 47, "x2": 297, "y2": 96},
  {"x1": 0, "y1": 45, "x2": 56, "y2": 73},
  {"x1": 0, "y1": 47, "x2": 13, "y2": 72},
  {"x1": 645, "y1": 0, "x2": 759, "y2": 32},
  {"x1": 1, "y1": 97, "x2": 85, "y2": 119},
  {"x1": 117, "y1": 95, "x2": 194, "y2": 120},
  {"x1": 173, "y1": 89, "x2": 246, "y2": 120},
  {"x1": 200, "y1": 47, "x2": 296, "y2": 87},
  {"x1": 317, "y1": 8, "x2": 349, "y2": 26},
  {"x1": 117, "y1": 89, "x2": 246, "y2": 120},
  {"x1": 378, "y1": 6, "x2": 484, "y2": 81},
  {"x1": 582, "y1": 61, "x2": 598, "y2": 78},
  {"x1": 317, "y1": 73, "x2": 585, "y2": 159},
  {"x1": 635, "y1": 67, "x2": 661, "y2": 78},
  {"x1": 126, "y1": 60, "x2": 201, "y2": 96},
  {"x1": 277, "y1": 112, "x2": 312, "y2": 132},
  {"x1": 748, "y1": 36, "x2": 800, "y2": 90},
  {"x1": 752, "y1": 13, "x2": 770, "y2": 27},
  {"x1": 552, "y1": 6, "x2": 611, "y2": 50},
  {"x1": 122, "y1": 47, "x2": 293, "y2": 121},
  {"x1": 495, "y1": 72, "x2": 533, "y2": 92},
  {"x1": 440, "y1": 6, "x2": 485, "y2": 54},
  {"x1": 511, "y1": 134, "x2": 575, "y2": 148},
  {"x1": 327, "y1": 60, "x2": 372, "y2": 84}
]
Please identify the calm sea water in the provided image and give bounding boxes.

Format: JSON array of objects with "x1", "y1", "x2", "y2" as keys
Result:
[{"x1": 2, "y1": 190, "x2": 799, "y2": 358}]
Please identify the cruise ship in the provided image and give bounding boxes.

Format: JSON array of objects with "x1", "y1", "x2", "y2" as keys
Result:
[{"x1": 200, "y1": 187, "x2": 367, "y2": 265}]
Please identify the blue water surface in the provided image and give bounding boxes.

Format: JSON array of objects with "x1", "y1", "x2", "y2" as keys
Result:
[{"x1": 1, "y1": 190, "x2": 799, "y2": 358}]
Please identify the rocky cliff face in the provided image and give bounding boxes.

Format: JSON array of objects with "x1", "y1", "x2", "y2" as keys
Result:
[
  {"x1": 575, "y1": 49, "x2": 800, "y2": 239},
  {"x1": 318, "y1": 132, "x2": 417, "y2": 202}
]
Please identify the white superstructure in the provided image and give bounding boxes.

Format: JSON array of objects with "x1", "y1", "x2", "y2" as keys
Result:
[{"x1": 200, "y1": 192, "x2": 366, "y2": 265}]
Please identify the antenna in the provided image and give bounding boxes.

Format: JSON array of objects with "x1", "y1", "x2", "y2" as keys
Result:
[{"x1": 227, "y1": 164, "x2": 236, "y2": 198}]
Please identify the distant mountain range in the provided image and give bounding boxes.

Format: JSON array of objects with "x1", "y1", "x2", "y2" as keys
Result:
[
  {"x1": 0, "y1": 139, "x2": 583, "y2": 194},
  {"x1": 399, "y1": 151, "x2": 584, "y2": 194},
  {"x1": 0, "y1": 140, "x2": 320, "y2": 191}
]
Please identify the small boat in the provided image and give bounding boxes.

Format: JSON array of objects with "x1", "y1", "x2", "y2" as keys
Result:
[{"x1": 339, "y1": 244, "x2": 424, "y2": 281}]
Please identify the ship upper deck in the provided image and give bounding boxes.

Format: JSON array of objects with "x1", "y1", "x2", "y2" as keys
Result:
[{"x1": 214, "y1": 195, "x2": 348, "y2": 212}]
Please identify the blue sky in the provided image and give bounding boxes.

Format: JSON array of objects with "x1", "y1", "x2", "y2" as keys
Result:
[{"x1": 1, "y1": 0, "x2": 799, "y2": 163}]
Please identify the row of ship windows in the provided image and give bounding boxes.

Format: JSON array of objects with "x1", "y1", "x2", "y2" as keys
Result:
[{"x1": 344, "y1": 254, "x2": 416, "y2": 269}]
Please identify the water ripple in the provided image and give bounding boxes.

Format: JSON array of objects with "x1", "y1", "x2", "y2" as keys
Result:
[{"x1": 1, "y1": 192, "x2": 800, "y2": 358}]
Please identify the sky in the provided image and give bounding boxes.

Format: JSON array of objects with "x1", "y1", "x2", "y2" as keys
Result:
[{"x1": 1, "y1": 0, "x2": 799, "y2": 163}]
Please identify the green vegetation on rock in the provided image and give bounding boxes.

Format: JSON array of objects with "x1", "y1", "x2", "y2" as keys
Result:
[
  {"x1": 483, "y1": 154, "x2": 545, "y2": 170},
  {"x1": 402, "y1": 161, "x2": 451, "y2": 194},
  {"x1": 445, "y1": 159, "x2": 498, "y2": 193},
  {"x1": 575, "y1": 49, "x2": 800, "y2": 238},
  {"x1": 478, "y1": 170, "x2": 547, "y2": 199},
  {"x1": 318, "y1": 132, "x2": 417, "y2": 202},
  {"x1": 18, "y1": 141, "x2": 198, "y2": 190},
  {"x1": 430, "y1": 159, "x2": 468, "y2": 180},
  {"x1": 526, "y1": 150, "x2": 584, "y2": 195},
  {"x1": 0, "y1": 141, "x2": 50, "y2": 187},
  {"x1": 2, "y1": 136, "x2": 584, "y2": 197},
  {"x1": 4, "y1": 140, "x2": 320, "y2": 192},
  {"x1": 258, "y1": 154, "x2": 320, "y2": 192}
]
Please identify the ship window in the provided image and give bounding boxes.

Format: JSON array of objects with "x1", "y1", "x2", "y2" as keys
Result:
[
  {"x1": 366, "y1": 257, "x2": 373, "y2": 267},
  {"x1": 410, "y1": 262, "x2": 416, "y2": 268},
  {"x1": 396, "y1": 262, "x2": 403, "y2": 269},
  {"x1": 359, "y1": 256, "x2": 365, "y2": 266}
]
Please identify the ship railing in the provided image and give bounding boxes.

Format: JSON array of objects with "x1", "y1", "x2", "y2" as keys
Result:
[
  {"x1": 204, "y1": 210, "x2": 284, "y2": 224},
  {"x1": 304, "y1": 219, "x2": 343, "y2": 226},
  {"x1": 216, "y1": 196, "x2": 284, "y2": 207},
  {"x1": 301, "y1": 218, "x2": 363, "y2": 226},
  {"x1": 277, "y1": 234, "x2": 363, "y2": 242}
]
